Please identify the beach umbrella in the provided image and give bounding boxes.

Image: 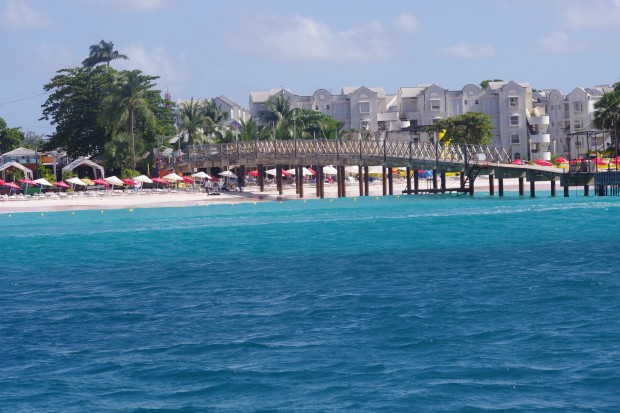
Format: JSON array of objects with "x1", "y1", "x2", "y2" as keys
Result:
[
  {"x1": 92, "y1": 178, "x2": 110, "y2": 187},
  {"x1": 5, "y1": 182, "x2": 21, "y2": 190},
  {"x1": 512, "y1": 159, "x2": 525, "y2": 165},
  {"x1": 151, "y1": 177, "x2": 168, "y2": 184},
  {"x1": 81, "y1": 177, "x2": 95, "y2": 186},
  {"x1": 592, "y1": 157, "x2": 608, "y2": 166},
  {"x1": 554, "y1": 157, "x2": 568, "y2": 163},
  {"x1": 19, "y1": 178, "x2": 37, "y2": 185},
  {"x1": 0, "y1": 178, "x2": 5, "y2": 186},
  {"x1": 66, "y1": 177, "x2": 87, "y2": 186},
  {"x1": 122, "y1": 178, "x2": 138, "y2": 186},
  {"x1": 33, "y1": 178, "x2": 53, "y2": 187},
  {"x1": 163, "y1": 172, "x2": 183, "y2": 181},
  {"x1": 218, "y1": 170, "x2": 238, "y2": 178},
  {"x1": 104, "y1": 176, "x2": 125, "y2": 187},
  {"x1": 322, "y1": 165, "x2": 338, "y2": 175},
  {"x1": 247, "y1": 170, "x2": 259, "y2": 177},
  {"x1": 54, "y1": 181, "x2": 70, "y2": 189},
  {"x1": 191, "y1": 171, "x2": 211, "y2": 180},
  {"x1": 610, "y1": 156, "x2": 620, "y2": 164},
  {"x1": 534, "y1": 159, "x2": 553, "y2": 167},
  {"x1": 182, "y1": 176, "x2": 194, "y2": 184}
]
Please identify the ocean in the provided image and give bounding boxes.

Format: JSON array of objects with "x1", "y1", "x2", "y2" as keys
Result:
[{"x1": 1, "y1": 192, "x2": 619, "y2": 412}]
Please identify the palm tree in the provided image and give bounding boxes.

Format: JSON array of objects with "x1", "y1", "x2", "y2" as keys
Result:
[
  {"x1": 258, "y1": 94, "x2": 297, "y2": 139},
  {"x1": 178, "y1": 98, "x2": 207, "y2": 146},
  {"x1": 239, "y1": 118, "x2": 259, "y2": 141},
  {"x1": 82, "y1": 40, "x2": 128, "y2": 68},
  {"x1": 103, "y1": 70, "x2": 156, "y2": 169},
  {"x1": 201, "y1": 99, "x2": 228, "y2": 139},
  {"x1": 594, "y1": 83, "x2": 620, "y2": 155}
]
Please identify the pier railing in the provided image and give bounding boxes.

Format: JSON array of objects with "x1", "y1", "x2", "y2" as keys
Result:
[{"x1": 183, "y1": 139, "x2": 512, "y2": 167}]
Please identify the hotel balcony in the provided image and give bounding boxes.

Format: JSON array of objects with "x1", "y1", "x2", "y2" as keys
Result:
[
  {"x1": 530, "y1": 133, "x2": 551, "y2": 144},
  {"x1": 528, "y1": 115, "x2": 550, "y2": 126}
]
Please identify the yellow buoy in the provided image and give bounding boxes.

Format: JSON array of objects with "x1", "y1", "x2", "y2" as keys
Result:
[{"x1": 128, "y1": 208, "x2": 134, "y2": 212}]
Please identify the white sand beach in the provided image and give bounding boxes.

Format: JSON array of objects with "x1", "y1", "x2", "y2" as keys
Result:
[{"x1": 0, "y1": 177, "x2": 554, "y2": 214}]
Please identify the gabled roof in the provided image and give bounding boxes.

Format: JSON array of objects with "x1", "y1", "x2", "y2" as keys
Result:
[
  {"x1": 0, "y1": 161, "x2": 33, "y2": 178},
  {"x1": 399, "y1": 87, "x2": 426, "y2": 98},
  {"x1": 216, "y1": 95, "x2": 242, "y2": 108},
  {"x1": 341, "y1": 86, "x2": 385, "y2": 98},
  {"x1": 2, "y1": 147, "x2": 36, "y2": 157}
]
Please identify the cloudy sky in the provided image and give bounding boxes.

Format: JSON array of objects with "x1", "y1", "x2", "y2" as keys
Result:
[{"x1": 1, "y1": 0, "x2": 619, "y2": 136}]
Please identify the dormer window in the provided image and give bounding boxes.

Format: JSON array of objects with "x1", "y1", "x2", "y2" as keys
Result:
[{"x1": 509, "y1": 97, "x2": 519, "y2": 108}]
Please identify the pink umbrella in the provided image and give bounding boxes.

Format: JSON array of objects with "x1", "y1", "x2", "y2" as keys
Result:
[
  {"x1": 534, "y1": 159, "x2": 553, "y2": 167},
  {"x1": 122, "y1": 178, "x2": 137, "y2": 186},
  {"x1": 248, "y1": 170, "x2": 258, "y2": 177},
  {"x1": 151, "y1": 177, "x2": 168, "y2": 184},
  {"x1": 0, "y1": 178, "x2": 5, "y2": 186},
  {"x1": 5, "y1": 182, "x2": 22, "y2": 190},
  {"x1": 55, "y1": 181, "x2": 70, "y2": 189},
  {"x1": 592, "y1": 158, "x2": 608, "y2": 166},
  {"x1": 554, "y1": 157, "x2": 568, "y2": 163},
  {"x1": 512, "y1": 159, "x2": 525, "y2": 165},
  {"x1": 182, "y1": 176, "x2": 195, "y2": 184},
  {"x1": 92, "y1": 178, "x2": 109, "y2": 186},
  {"x1": 19, "y1": 178, "x2": 37, "y2": 185}
]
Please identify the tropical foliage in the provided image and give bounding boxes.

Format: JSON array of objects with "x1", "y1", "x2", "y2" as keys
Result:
[
  {"x1": 593, "y1": 82, "x2": 620, "y2": 154},
  {"x1": 0, "y1": 117, "x2": 24, "y2": 153},
  {"x1": 425, "y1": 112, "x2": 495, "y2": 145},
  {"x1": 82, "y1": 40, "x2": 128, "y2": 68}
]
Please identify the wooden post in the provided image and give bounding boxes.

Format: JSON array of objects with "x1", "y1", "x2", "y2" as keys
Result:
[
  {"x1": 382, "y1": 165, "x2": 387, "y2": 196},
  {"x1": 498, "y1": 178, "x2": 504, "y2": 196},
  {"x1": 364, "y1": 166, "x2": 369, "y2": 196},
  {"x1": 358, "y1": 165, "x2": 364, "y2": 196},
  {"x1": 276, "y1": 165, "x2": 283, "y2": 195},
  {"x1": 406, "y1": 166, "x2": 411, "y2": 194},
  {"x1": 488, "y1": 174, "x2": 494, "y2": 196},
  {"x1": 518, "y1": 177, "x2": 524, "y2": 196},
  {"x1": 319, "y1": 168, "x2": 325, "y2": 199},
  {"x1": 258, "y1": 164, "x2": 265, "y2": 192},
  {"x1": 295, "y1": 166, "x2": 300, "y2": 194},
  {"x1": 469, "y1": 175, "x2": 475, "y2": 196},
  {"x1": 337, "y1": 166, "x2": 343, "y2": 198},
  {"x1": 550, "y1": 180, "x2": 556, "y2": 197},
  {"x1": 316, "y1": 165, "x2": 321, "y2": 197},
  {"x1": 584, "y1": 185, "x2": 589, "y2": 196},
  {"x1": 388, "y1": 166, "x2": 394, "y2": 195},
  {"x1": 440, "y1": 172, "x2": 446, "y2": 191},
  {"x1": 341, "y1": 166, "x2": 346, "y2": 198},
  {"x1": 530, "y1": 180, "x2": 536, "y2": 198},
  {"x1": 239, "y1": 165, "x2": 246, "y2": 188},
  {"x1": 299, "y1": 166, "x2": 304, "y2": 198},
  {"x1": 432, "y1": 169, "x2": 438, "y2": 189},
  {"x1": 564, "y1": 184, "x2": 569, "y2": 197},
  {"x1": 414, "y1": 169, "x2": 419, "y2": 194},
  {"x1": 460, "y1": 172, "x2": 465, "y2": 191}
]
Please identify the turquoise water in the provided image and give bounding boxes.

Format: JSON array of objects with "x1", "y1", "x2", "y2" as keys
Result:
[{"x1": 1, "y1": 193, "x2": 620, "y2": 412}]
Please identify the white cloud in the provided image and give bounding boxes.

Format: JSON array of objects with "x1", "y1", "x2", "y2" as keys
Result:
[
  {"x1": 85, "y1": 0, "x2": 168, "y2": 13},
  {"x1": 538, "y1": 31, "x2": 584, "y2": 54},
  {"x1": 395, "y1": 12, "x2": 420, "y2": 32},
  {"x1": 115, "y1": 43, "x2": 189, "y2": 93},
  {"x1": 0, "y1": 0, "x2": 53, "y2": 30},
  {"x1": 226, "y1": 13, "x2": 394, "y2": 62},
  {"x1": 436, "y1": 42, "x2": 496, "y2": 59},
  {"x1": 558, "y1": 0, "x2": 620, "y2": 29}
]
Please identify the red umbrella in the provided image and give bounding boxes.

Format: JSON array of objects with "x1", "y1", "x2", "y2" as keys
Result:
[
  {"x1": 182, "y1": 176, "x2": 194, "y2": 184},
  {"x1": 534, "y1": 159, "x2": 553, "y2": 167},
  {"x1": 0, "y1": 178, "x2": 5, "y2": 186},
  {"x1": 55, "y1": 181, "x2": 70, "y2": 189},
  {"x1": 307, "y1": 168, "x2": 316, "y2": 175},
  {"x1": 5, "y1": 182, "x2": 22, "y2": 190},
  {"x1": 554, "y1": 157, "x2": 568, "y2": 163},
  {"x1": 248, "y1": 170, "x2": 259, "y2": 177},
  {"x1": 151, "y1": 177, "x2": 168, "y2": 184},
  {"x1": 512, "y1": 159, "x2": 525, "y2": 165},
  {"x1": 611, "y1": 157, "x2": 620, "y2": 164},
  {"x1": 570, "y1": 158, "x2": 584, "y2": 165},
  {"x1": 19, "y1": 178, "x2": 37, "y2": 185},
  {"x1": 92, "y1": 178, "x2": 109, "y2": 186},
  {"x1": 592, "y1": 157, "x2": 608, "y2": 166},
  {"x1": 122, "y1": 178, "x2": 137, "y2": 186}
]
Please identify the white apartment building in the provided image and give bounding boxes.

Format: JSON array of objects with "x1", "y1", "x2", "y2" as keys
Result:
[{"x1": 249, "y1": 82, "x2": 613, "y2": 160}]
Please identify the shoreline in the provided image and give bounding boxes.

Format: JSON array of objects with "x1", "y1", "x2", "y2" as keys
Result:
[{"x1": 0, "y1": 177, "x2": 553, "y2": 214}]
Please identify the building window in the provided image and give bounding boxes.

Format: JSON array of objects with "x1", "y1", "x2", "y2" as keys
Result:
[
  {"x1": 464, "y1": 100, "x2": 468, "y2": 105},
  {"x1": 574, "y1": 119, "x2": 582, "y2": 129},
  {"x1": 510, "y1": 133, "x2": 520, "y2": 144},
  {"x1": 430, "y1": 99, "x2": 440, "y2": 111},
  {"x1": 315, "y1": 105, "x2": 319, "y2": 110},
  {"x1": 334, "y1": 103, "x2": 347, "y2": 120},
  {"x1": 326, "y1": 104, "x2": 330, "y2": 110},
  {"x1": 509, "y1": 97, "x2": 519, "y2": 108},
  {"x1": 359, "y1": 102, "x2": 370, "y2": 113},
  {"x1": 510, "y1": 115, "x2": 519, "y2": 126},
  {"x1": 475, "y1": 100, "x2": 479, "y2": 105},
  {"x1": 574, "y1": 102, "x2": 583, "y2": 112}
]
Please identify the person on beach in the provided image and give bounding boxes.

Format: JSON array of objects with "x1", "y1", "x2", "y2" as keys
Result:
[{"x1": 204, "y1": 179, "x2": 210, "y2": 194}]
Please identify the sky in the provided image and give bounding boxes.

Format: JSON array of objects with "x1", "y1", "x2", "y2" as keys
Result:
[{"x1": 1, "y1": 0, "x2": 620, "y2": 136}]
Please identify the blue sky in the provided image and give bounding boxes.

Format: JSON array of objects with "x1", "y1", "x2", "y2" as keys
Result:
[{"x1": 1, "y1": 0, "x2": 619, "y2": 136}]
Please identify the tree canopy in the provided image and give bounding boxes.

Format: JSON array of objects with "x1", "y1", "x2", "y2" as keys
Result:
[
  {"x1": 0, "y1": 117, "x2": 24, "y2": 154},
  {"x1": 425, "y1": 112, "x2": 495, "y2": 145},
  {"x1": 82, "y1": 40, "x2": 128, "y2": 68}
]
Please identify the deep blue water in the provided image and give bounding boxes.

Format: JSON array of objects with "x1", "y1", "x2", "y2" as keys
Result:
[{"x1": 1, "y1": 193, "x2": 620, "y2": 412}]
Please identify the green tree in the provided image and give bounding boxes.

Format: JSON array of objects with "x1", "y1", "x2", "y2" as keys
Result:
[
  {"x1": 41, "y1": 66, "x2": 113, "y2": 157},
  {"x1": 258, "y1": 94, "x2": 297, "y2": 140},
  {"x1": 102, "y1": 132, "x2": 134, "y2": 173},
  {"x1": 102, "y1": 70, "x2": 157, "y2": 169},
  {"x1": 593, "y1": 82, "x2": 620, "y2": 154},
  {"x1": 426, "y1": 112, "x2": 495, "y2": 145},
  {"x1": 22, "y1": 131, "x2": 45, "y2": 150},
  {"x1": 480, "y1": 79, "x2": 503, "y2": 89},
  {"x1": 82, "y1": 40, "x2": 128, "y2": 68},
  {"x1": 178, "y1": 98, "x2": 208, "y2": 146},
  {"x1": 0, "y1": 117, "x2": 24, "y2": 153},
  {"x1": 239, "y1": 118, "x2": 259, "y2": 141}
]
